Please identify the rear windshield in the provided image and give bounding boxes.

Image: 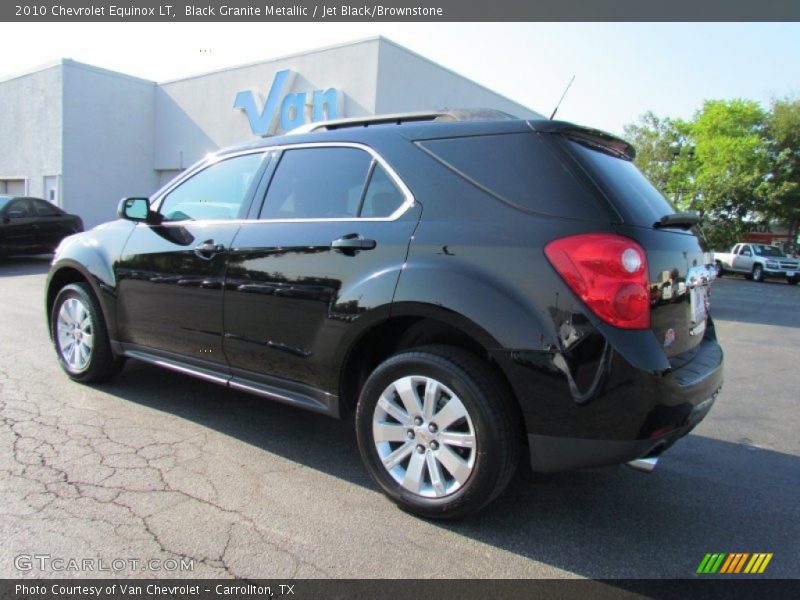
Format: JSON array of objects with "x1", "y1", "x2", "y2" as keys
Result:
[
  {"x1": 567, "y1": 140, "x2": 676, "y2": 227},
  {"x1": 418, "y1": 133, "x2": 610, "y2": 221}
]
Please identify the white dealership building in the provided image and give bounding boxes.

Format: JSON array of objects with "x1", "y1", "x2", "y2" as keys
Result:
[{"x1": 0, "y1": 37, "x2": 541, "y2": 227}]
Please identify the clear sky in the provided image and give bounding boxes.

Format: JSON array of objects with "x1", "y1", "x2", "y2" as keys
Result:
[{"x1": 1, "y1": 22, "x2": 798, "y2": 135}]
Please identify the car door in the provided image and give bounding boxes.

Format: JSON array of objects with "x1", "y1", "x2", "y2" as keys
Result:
[
  {"x1": 29, "y1": 198, "x2": 69, "y2": 250},
  {"x1": 115, "y1": 150, "x2": 270, "y2": 368},
  {"x1": 733, "y1": 244, "x2": 753, "y2": 272},
  {"x1": 223, "y1": 144, "x2": 420, "y2": 401},
  {"x1": 1, "y1": 198, "x2": 38, "y2": 252}
]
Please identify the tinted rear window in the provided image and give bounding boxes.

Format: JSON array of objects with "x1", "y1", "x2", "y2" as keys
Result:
[
  {"x1": 568, "y1": 140, "x2": 676, "y2": 227},
  {"x1": 419, "y1": 133, "x2": 609, "y2": 221}
]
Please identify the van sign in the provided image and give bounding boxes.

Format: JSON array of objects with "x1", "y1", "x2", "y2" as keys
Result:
[{"x1": 234, "y1": 70, "x2": 341, "y2": 136}]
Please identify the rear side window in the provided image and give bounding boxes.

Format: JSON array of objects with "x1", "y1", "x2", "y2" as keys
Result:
[
  {"x1": 567, "y1": 140, "x2": 676, "y2": 227},
  {"x1": 361, "y1": 164, "x2": 405, "y2": 218},
  {"x1": 418, "y1": 133, "x2": 608, "y2": 220},
  {"x1": 260, "y1": 147, "x2": 372, "y2": 219},
  {"x1": 32, "y1": 199, "x2": 61, "y2": 216}
]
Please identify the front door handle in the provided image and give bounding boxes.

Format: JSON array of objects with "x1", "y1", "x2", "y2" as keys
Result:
[
  {"x1": 194, "y1": 240, "x2": 225, "y2": 259},
  {"x1": 331, "y1": 234, "x2": 377, "y2": 251}
]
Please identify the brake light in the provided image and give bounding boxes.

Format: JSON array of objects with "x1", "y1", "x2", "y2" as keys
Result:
[{"x1": 545, "y1": 233, "x2": 650, "y2": 329}]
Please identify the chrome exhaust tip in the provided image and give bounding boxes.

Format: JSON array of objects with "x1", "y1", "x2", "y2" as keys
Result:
[{"x1": 627, "y1": 457, "x2": 658, "y2": 473}]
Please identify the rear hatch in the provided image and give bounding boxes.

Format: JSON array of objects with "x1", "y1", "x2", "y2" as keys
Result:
[{"x1": 560, "y1": 132, "x2": 712, "y2": 359}]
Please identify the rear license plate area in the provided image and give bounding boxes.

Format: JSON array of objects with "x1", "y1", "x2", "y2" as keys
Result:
[{"x1": 689, "y1": 285, "x2": 708, "y2": 336}]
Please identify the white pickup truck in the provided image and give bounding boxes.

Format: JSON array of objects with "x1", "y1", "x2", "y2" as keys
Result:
[{"x1": 714, "y1": 243, "x2": 799, "y2": 284}]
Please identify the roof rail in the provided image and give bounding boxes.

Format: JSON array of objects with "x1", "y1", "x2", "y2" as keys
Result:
[{"x1": 287, "y1": 108, "x2": 518, "y2": 134}]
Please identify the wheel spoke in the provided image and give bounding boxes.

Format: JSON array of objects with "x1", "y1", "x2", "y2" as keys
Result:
[
  {"x1": 373, "y1": 422, "x2": 409, "y2": 443},
  {"x1": 434, "y1": 396, "x2": 468, "y2": 430},
  {"x1": 436, "y1": 444, "x2": 471, "y2": 485},
  {"x1": 426, "y1": 452, "x2": 446, "y2": 496},
  {"x1": 402, "y1": 450, "x2": 426, "y2": 494},
  {"x1": 67, "y1": 299, "x2": 79, "y2": 322},
  {"x1": 59, "y1": 306, "x2": 74, "y2": 325},
  {"x1": 81, "y1": 332, "x2": 94, "y2": 350},
  {"x1": 393, "y1": 377, "x2": 422, "y2": 418},
  {"x1": 382, "y1": 441, "x2": 413, "y2": 470},
  {"x1": 377, "y1": 395, "x2": 411, "y2": 426},
  {"x1": 70, "y1": 343, "x2": 80, "y2": 368},
  {"x1": 422, "y1": 378, "x2": 439, "y2": 420},
  {"x1": 438, "y1": 431, "x2": 475, "y2": 449},
  {"x1": 77, "y1": 343, "x2": 88, "y2": 367}
]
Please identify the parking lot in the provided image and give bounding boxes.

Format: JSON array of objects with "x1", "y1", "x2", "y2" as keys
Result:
[{"x1": 0, "y1": 257, "x2": 798, "y2": 579}]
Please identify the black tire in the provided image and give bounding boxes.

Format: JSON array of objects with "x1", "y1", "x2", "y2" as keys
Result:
[
  {"x1": 355, "y1": 345, "x2": 520, "y2": 519},
  {"x1": 788, "y1": 277, "x2": 799, "y2": 286},
  {"x1": 51, "y1": 282, "x2": 125, "y2": 383},
  {"x1": 752, "y1": 264, "x2": 764, "y2": 282},
  {"x1": 714, "y1": 262, "x2": 724, "y2": 278}
]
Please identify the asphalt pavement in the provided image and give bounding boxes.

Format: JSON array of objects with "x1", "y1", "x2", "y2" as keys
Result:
[{"x1": 0, "y1": 256, "x2": 797, "y2": 579}]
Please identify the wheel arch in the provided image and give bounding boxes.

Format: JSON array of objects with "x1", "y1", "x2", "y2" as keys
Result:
[
  {"x1": 337, "y1": 303, "x2": 523, "y2": 429},
  {"x1": 46, "y1": 260, "x2": 114, "y2": 338}
]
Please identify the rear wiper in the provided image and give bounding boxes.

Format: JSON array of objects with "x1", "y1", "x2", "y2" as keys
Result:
[{"x1": 653, "y1": 211, "x2": 700, "y2": 230}]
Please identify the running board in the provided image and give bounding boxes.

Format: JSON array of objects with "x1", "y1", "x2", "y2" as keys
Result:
[
  {"x1": 627, "y1": 457, "x2": 659, "y2": 473},
  {"x1": 119, "y1": 346, "x2": 339, "y2": 417}
]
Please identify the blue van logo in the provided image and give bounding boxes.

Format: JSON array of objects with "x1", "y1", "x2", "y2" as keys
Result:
[{"x1": 234, "y1": 70, "x2": 341, "y2": 136}]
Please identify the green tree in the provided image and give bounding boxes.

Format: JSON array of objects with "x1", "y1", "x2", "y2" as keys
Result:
[
  {"x1": 764, "y1": 98, "x2": 800, "y2": 247},
  {"x1": 624, "y1": 99, "x2": 777, "y2": 249},
  {"x1": 688, "y1": 99, "x2": 770, "y2": 223}
]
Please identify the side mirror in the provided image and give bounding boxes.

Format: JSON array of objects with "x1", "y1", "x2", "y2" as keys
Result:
[{"x1": 118, "y1": 197, "x2": 151, "y2": 222}]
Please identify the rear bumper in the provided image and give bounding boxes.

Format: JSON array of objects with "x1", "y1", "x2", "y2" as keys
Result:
[
  {"x1": 493, "y1": 320, "x2": 724, "y2": 473},
  {"x1": 527, "y1": 390, "x2": 717, "y2": 472}
]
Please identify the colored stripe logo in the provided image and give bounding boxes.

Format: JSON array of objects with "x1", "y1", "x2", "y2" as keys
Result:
[{"x1": 697, "y1": 553, "x2": 773, "y2": 574}]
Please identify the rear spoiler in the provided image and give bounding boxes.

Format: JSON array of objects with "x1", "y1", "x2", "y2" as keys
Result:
[{"x1": 529, "y1": 120, "x2": 636, "y2": 161}]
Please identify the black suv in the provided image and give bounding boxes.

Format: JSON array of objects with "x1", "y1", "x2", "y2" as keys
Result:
[{"x1": 46, "y1": 111, "x2": 723, "y2": 518}]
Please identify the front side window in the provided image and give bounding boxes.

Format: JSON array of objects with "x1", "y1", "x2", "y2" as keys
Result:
[
  {"x1": 260, "y1": 147, "x2": 373, "y2": 219},
  {"x1": 159, "y1": 153, "x2": 266, "y2": 222},
  {"x1": 6, "y1": 199, "x2": 32, "y2": 219}
]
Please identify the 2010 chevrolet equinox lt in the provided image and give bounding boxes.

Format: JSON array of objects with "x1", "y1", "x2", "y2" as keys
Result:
[{"x1": 46, "y1": 110, "x2": 723, "y2": 519}]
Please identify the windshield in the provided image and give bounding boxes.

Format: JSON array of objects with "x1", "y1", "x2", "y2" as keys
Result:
[
  {"x1": 752, "y1": 245, "x2": 784, "y2": 257},
  {"x1": 0, "y1": 196, "x2": 11, "y2": 211}
]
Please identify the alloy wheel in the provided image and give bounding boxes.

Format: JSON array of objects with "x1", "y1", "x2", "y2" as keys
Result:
[
  {"x1": 372, "y1": 375, "x2": 476, "y2": 498},
  {"x1": 56, "y1": 297, "x2": 94, "y2": 372}
]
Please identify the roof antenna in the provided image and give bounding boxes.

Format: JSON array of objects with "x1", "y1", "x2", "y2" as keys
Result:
[{"x1": 549, "y1": 75, "x2": 575, "y2": 120}]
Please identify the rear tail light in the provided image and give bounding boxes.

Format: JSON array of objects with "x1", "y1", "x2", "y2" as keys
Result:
[{"x1": 545, "y1": 233, "x2": 650, "y2": 329}]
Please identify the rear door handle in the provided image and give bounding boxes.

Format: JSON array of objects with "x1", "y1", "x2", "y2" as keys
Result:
[
  {"x1": 331, "y1": 234, "x2": 376, "y2": 251},
  {"x1": 194, "y1": 240, "x2": 225, "y2": 259}
]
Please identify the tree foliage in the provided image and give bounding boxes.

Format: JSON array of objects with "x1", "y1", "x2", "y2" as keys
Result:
[{"x1": 623, "y1": 98, "x2": 800, "y2": 250}]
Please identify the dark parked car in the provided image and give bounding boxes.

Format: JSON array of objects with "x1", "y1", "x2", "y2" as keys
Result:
[
  {"x1": 45, "y1": 111, "x2": 723, "y2": 518},
  {"x1": 0, "y1": 195, "x2": 83, "y2": 257}
]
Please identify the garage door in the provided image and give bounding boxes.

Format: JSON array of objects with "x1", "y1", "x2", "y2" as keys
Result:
[{"x1": 0, "y1": 179, "x2": 25, "y2": 195}]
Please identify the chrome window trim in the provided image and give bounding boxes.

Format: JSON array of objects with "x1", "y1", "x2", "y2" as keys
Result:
[
  {"x1": 150, "y1": 148, "x2": 271, "y2": 217},
  {"x1": 149, "y1": 142, "x2": 416, "y2": 224}
]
